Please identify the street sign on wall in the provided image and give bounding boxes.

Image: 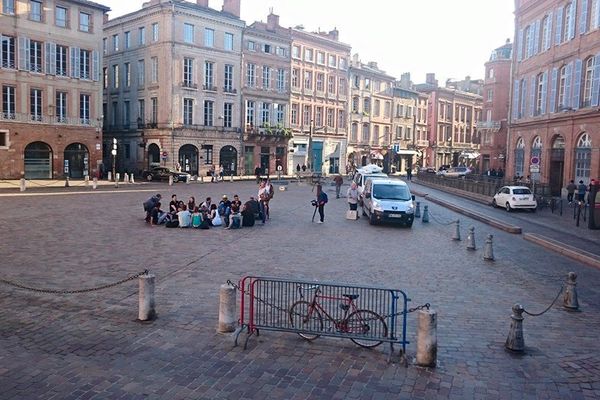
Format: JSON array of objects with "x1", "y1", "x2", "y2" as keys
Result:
[{"x1": 530, "y1": 164, "x2": 540, "y2": 173}]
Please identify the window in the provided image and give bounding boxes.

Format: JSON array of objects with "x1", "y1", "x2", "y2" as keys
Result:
[
  {"x1": 396, "y1": 126, "x2": 403, "y2": 140},
  {"x1": 523, "y1": 25, "x2": 531, "y2": 58},
  {"x1": 582, "y1": 57, "x2": 595, "y2": 107},
  {"x1": 80, "y1": 94, "x2": 90, "y2": 124},
  {"x1": 339, "y1": 58, "x2": 347, "y2": 70},
  {"x1": 124, "y1": 31, "x2": 131, "y2": 49},
  {"x1": 384, "y1": 102, "x2": 391, "y2": 118},
  {"x1": 351, "y1": 123, "x2": 358, "y2": 142},
  {"x1": 339, "y1": 78, "x2": 346, "y2": 96},
  {"x1": 79, "y1": 49, "x2": 90, "y2": 79},
  {"x1": 374, "y1": 100, "x2": 380, "y2": 116},
  {"x1": 29, "y1": 40, "x2": 42, "y2": 73},
  {"x1": 102, "y1": 38, "x2": 107, "y2": 54},
  {"x1": 138, "y1": 99, "x2": 145, "y2": 125},
  {"x1": 352, "y1": 96, "x2": 359, "y2": 113},
  {"x1": 204, "y1": 28, "x2": 214, "y2": 47},
  {"x1": 203, "y1": 100, "x2": 213, "y2": 126},
  {"x1": 303, "y1": 105, "x2": 311, "y2": 125},
  {"x1": 111, "y1": 102, "x2": 118, "y2": 127},
  {"x1": 558, "y1": 65, "x2": 567, "y2": 109},
  {"x1": 541, "y1": 15, "x2": 549, "y2": 50},
  {"x1": 112, "y1": 64, "x2": 119, "y2": 88},
  {"x1": 183, "y1": 58, "x2": 193, "y2": 87},
  {"x1": 575, "y1": 133, "x2": 592, "y2": 183},
  {"x1": 56, "y1": 44, "x2": 68, "y2": 76},
  {"x1": 184, "y1": 23, "x2": 194, "y2": 43},
  {"x1": 183, "y1": 98, "x2": 193, "y2": 125},
  {"x1": 0, "y1": 131, "x2": 7, "y2": 147},
  {"x1": 124, "y1": 62, "x2": 130, "y2": 87},
  {"x1": 488, "y1": 68, "x2": 494, "y2": 79},
  {"x1": 315, "y1": 106, "x2": 323, "y2": 127},
  {"x1": 246, "y1": 63, "x2": 256, "y2": 87},
  {"x1": 317, "y1": 51, "x2": 325, "y2": 65},
  {"x1": 262, "y1": 66, "x2": 271, "y2": 89},
  {"x1": 224, "y1": 33, "x2": 233, "y2": 51},
  {"x1": 363, "y1": 98, "x2": 371, "y2": 114},
  {"x1": 3, "y1": 0, "x2": 15, "y2": 14},
  {"x1": 303, "y1": 71, "x2": 312, "y2": 90},
  {"x1": 276, "y1": 68, "x2": 285, "y2": 92},
  {"x1": 246, "y1": 100, "x2": 255, "y2": 126},
  {"x1": 150, "y1": 97, "x2": 157, "y2": 124},
  {"x1": 56, "y1": 91, "x2": 67, "y2": 122},
  {"x1": 113, "y1": 34, "x2": 119, "y2": 52},
  {"x1": 223, "y1": 102, "x2": 232, "y2": 128},
  {"x1": 328, "y1": 54, "x2": 336, "y2": 67},
  {"x1": 79, "y1": 12, "x2": 90, "y2": 32},
  {"x1": 55, "y1": 6, "x2": 67, "y2": 27},
  {"x1": 291, "y1": 103, "x2": 298, "y2": 125},
  {"x1": 261, "y1": 102, "x2": 270, "y2": 125},
  {"x1": 292, "y1": 45, "x2": 301, "y2": 59},
  {"x1": 30, "y1": 0, "x2": 42, "y2": 21},
  {"x1": 151, "y1": 57, "x2": 158, "y2": 83},
  {"x1": 263, "y1": 44, "x2": 271, "y2": 53},
  {"x1": 316, "y1": 73, "x2": 324, "y2": 92},
  {"x1": 373, "y1": 125, "x2": 380, "y2": 144},
  {"x1": 563, "y1": 2, "x2": 573, "y2": 42},
  {"x1": 365, "y1": 78, "x2": 371, "y2": 90},
  {"x1": 304, "y1": 48, "x2": 313, "y2": 62},
  {"x1": 406, "y1": 127, "x2": 412, "y2": 140},
  {"x1": 152, "y1": 23, "x2": 158, "y2": 41},
  {"x1": 137, "y1": 59, "x2": 145, "y2": 86},
  {"x1": 326, "y1": 108, "x2": 334, "y2": 128},
  {"x1": 139, "y1": 27, "x2": 146, "y2": 45},
  {"x1": 592, "y1": 0, "x2": 600, "y2": 31},
  {"x1": 2, "y1": 85, "x2": 15, "y2": 119},
  {"x1": 276, "y1": 46, "x2": 285, "y2": 57},
  {"x1": 30, "y1": 88, "x2": 42, "y2": 121},
  {"x1": 204, "y1": 145, "x2": 213, "y2": 164},
  {"x1": 224, "y1": 64, "x2": 234, "y2": 92},
  {"x1": 102, "y1": 67, "x2": 108, "y2": 88},
  {"x1": 247, "y1": 41, "x2": 255, "y2": 51},
  {"x1": 291, "y1": 68, "x2": 299, "y2": 88},
  {"x1": 328, "y1": 76, "x2": 335, "y2": 94},
  {"x1": 362, "y1": 124, "x2": 370, "y2": 142},
  {"x1": 487, "y1": 89, "x2": 493, "y2": 101},
  {"x1": 204, "y1": 62, "x2": 214, "y2": 89},
  {"x1": 275, "y1": 103, "x2": 284, "y2": 124}
]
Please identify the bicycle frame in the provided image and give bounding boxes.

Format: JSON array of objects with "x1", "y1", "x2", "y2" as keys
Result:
[{"x1": 302, "y1": 287, "x2": 361, "y2": 332}]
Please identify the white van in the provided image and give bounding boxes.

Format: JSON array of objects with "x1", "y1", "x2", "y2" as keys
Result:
[
  {"x1": 353, "y1": 164, "x2": 388, "y2": 205},
  {"x1": 362, "y1": 178, "x2": 415, "y2": 227}
]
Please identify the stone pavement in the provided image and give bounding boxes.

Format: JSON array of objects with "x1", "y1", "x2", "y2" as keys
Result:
[{"x1": 0, "y1": 180, "x2": 600, "y2": 399}]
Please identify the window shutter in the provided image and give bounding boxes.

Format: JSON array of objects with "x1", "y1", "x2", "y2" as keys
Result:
[
  {"x1": 527, "y1": 25, "x2": 534, "y2": 57},
  {"x1": 529, "y1": 76, "x2": 536, "y2": 117},
  {"x1": 591, "y1": 53, "x2": 600, "y2": 106},
  {"x1": 512, "y1": 80, "x2": 520, "y2": 120},
  {"x1": 70, "y1": 47, "x2": 80, "y2": 78},
  {"x1": 555, "y1": 6, "x2": 564, "y2": 45},
  {"x1": 550, "y1": 67, "x2": 558, "y2": 112},
  {"x1": 533, "y1": 20, "x2": 541, "y2": 54},
  {"x1": 572, "y1": 59, "x2": 583, "y2": 109},
  {"x1": 92, "y1": 50, "x2": 99, "y2": 81},
  {"x1": 517, "y1": 29, "x2": 524, "y2": 61},
  {"x1": 564, "y1": 62, "x2": 573, "y2": 108},
  {"x1": 520, "y1": 80, "x2": 527, "y2": 117},
  {"x1": 0, "y1": 35, "x2": 4, "y2": 66},
  {"x1": 580, "y1": 0, "x2": 589, "y2": 33},
  {"x1": 18, "y1": 37, "x2": 30, "y2": 71},
  {"x1": 45, "y1": 42, "x2": 56, "y2": 75},
  {"x1": 569, "y1": 0, "x2": 577, "y2": 40},
  {"x1": 541, "y1": 71, "x2": 548, "y2": 114},
  {"x1": 546, "y1": 11, "x2": 553, "y2": 50}
]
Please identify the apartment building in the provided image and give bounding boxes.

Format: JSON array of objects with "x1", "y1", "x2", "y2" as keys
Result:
[
  {"x1": 0, "y1": 0, "x2": 109, "y2": 179},
  {"x1": 241, "y1": 12, "x2": 291, "y2": 175},
  {"x1": 509, "y1": 0, "x2": 600, "y2": 195},
  {"x1": 348, "y1": 55, "x2": 394, "y2": 171},
  {"x1": 391, "y1": 84, "x2": 419, "y2": 173},
  {"x1": 478, "y1": 40, "x2": 512, "y2": 174},
  {"x1": 102, "y1": 0, "x2": 244, "y2": 177}
]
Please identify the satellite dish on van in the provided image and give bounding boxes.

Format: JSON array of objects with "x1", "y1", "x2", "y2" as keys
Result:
[{"x1": 358, "y1": 164, "x2": 384, "y2": 174}]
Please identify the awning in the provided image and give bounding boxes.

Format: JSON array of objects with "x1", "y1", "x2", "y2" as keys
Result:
[
  {"x1": 396, "y1": 150, "x2": 418, "y2": 156},
  {"x1": 460, "y1": 151, "x2": 480, "y2": 159}
]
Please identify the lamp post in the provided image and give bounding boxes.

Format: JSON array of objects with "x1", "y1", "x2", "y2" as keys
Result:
[
  {"x1": 307, "y1": 119, "x2": 314, "y2": 173},
  {"x1": 111, "y1": 137, "x2": 117, "y2": 181}
]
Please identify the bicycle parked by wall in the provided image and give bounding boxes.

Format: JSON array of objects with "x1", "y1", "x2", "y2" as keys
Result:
[{"x1": 288, "y1": 285, "x2": 388, "y2": 348}]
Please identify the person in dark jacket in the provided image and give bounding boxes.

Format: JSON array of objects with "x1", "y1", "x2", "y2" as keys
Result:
[
  {"x1": 315, "y1": 184, "x2": 328, "y2": 223},
  {"x1": 143, "y1": 193, "x2": 162, "y2": 223}
]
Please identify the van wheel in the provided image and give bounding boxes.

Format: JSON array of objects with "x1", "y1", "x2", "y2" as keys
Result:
[{"x1": 369, "y1": 213, "x2": 376, "y2": 225}]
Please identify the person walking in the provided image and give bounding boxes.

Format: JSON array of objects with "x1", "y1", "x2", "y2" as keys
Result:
[
  {"x1": 315, "y1": 184, "x2": 328, "y2": 224},
  {"x1": 333, "y1": 174, "x2": 343, "y2": 198},
  {"x1": 566, "y1": 180, "x2": 577, "y2": 204},
  {"x1": 406, "y1": 167, "x2": 413, "y2": 181},
  {"x1": 577, "y1": 180, "x2": 587, "y2": 202},
  {"x1": 347, "y1": 182, "x2": 359, "y2": 217},
  {"x1": 254, "y1": 165, "x2": 262, "y2": 184}
]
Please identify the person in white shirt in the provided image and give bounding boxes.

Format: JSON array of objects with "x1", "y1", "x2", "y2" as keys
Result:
[{"x1": 177, "y1": 204, "x2": 192, "y2": 228}]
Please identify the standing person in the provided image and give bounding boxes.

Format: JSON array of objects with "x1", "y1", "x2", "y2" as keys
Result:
[
  {"x1": 219, "y1": 165, "x2": 224, "y2": 182},
  {"x1": 333, "y1": 174, "x2": 343, "y2": 198},
  {"x1": 258, "y1": 181, "x2": 269, "y2": 223},
  {"x1": 302, "y1": 164, "x2": 307, "y2": 172},
  {"x1": 254, "y1": 164, "x2": 262, "y2": 184},
  {"x1": 296, "y1": 163, "x2": 301, "y2": 173},
  {"x1": 347, "y1": 182, "x2": 359, "y2": 215},
  {"x1": 406, "y1": 167, "x2": 413, "y2": 181},
  {"x1": 566, "y1": 180, "x2": 577, "y2": 204},
  {"x1": 209, "y1": 165, "x2": 216, "y2": 183},
  {"x1": 577, "y1": 180, "x2": 587, "y2": 202},
  {"x1": 315, "y1": 184, "x2": 328, "y2": 223}
]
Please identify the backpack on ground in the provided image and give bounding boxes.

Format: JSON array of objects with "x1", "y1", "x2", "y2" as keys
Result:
[{"x1": 165, "y1": 219, "x2": 179, "y2": 228}]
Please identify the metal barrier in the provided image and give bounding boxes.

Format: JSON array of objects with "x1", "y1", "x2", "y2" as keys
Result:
[{"x1": 232, "y1": 276, "x2": 412, "y2": 360}]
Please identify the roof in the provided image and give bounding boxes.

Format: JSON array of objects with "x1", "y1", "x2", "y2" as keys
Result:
[{"x1": 71, "y1": 0, "x2": 110, "y2": 12}]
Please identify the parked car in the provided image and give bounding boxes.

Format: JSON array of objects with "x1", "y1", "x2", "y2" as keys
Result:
[
  {"x1": 419, "y1": 166, "x2": 436, "y2": 174},
  {"x1": 443, "y1": 166, "x2": 473, "y2": 177},
  {"x1": 353, "y1": 164, "x2": 388, "y2": 206},
  {"x1": 142, "y1": 167, "x2": 191, "y2": 183},
  {"x1": 435, "y1": 165, "x2": 451, "y2": 176},
  {"x1": 492, "y1": 186, "x2": 537, "y2": 212},
  {"x1": 362, "y1": 178, "x2": 415, "y2": 227}
]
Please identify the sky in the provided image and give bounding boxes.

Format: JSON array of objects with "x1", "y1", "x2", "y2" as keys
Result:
[{"x1": 101, "y1": 0, "x2": 515, "y2": 84}]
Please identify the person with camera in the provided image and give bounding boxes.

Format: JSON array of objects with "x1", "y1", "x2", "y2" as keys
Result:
[{"x1": 313, "y1": 184, "x2": 328, "y2": 224}]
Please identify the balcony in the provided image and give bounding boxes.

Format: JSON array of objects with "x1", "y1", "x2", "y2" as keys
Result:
[
  {"x1": 244, "y1": 124, "x2": 293, "y2": 139},
  {"x1": 203, "y1": 84, "x2": 217, "y2": 92},
  {"x1": 223, "y1": 87, "x2": 237, "y2": 94},
  {"x1": 0, "y1": 112, "x2": 96, "y2": 127},
  {"x1": 476, "y1": 120, "x2": 501, "y2": 131},
  {"x1": 181, "y1": 82, "x2": 198, "y2": 90}
]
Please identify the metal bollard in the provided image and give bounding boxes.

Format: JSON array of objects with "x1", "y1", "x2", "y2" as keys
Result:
[
  {"x1": 124, "y1": 173, "x2": 129, "y2": 184},
  {"x1": 422, "y1": 205, "x2": 429, "y2": 223},
  {"x1": 416, "y1": 308, "x2": 437, "y2": 367},
  {"x1": 168, "y1": 175, "x2": 173, "y2": 186},
  {"x1": 138, "y1": 273, "x2": 156, "y2": 321},
  {"x1": 19, "y1": 178, "x2": 26, "y2": 192},
  {"x1": 452, "y1": 220, "x2": 461, "y2": 241},
  {"x1": 84, "y1": 175, "x2": 89, "y2": 187},
  {"x1": 505, "y1": 304, "x2": 525, "y2": 352},
  {"x1": 92, "y1": 177, "x2": 98, "y2": 190},
  {"x1": 563, "y1": 272, "x2": 579, "y2": 310},
  {"x1": 186, "y1": 175, "x2": 190, "y2": 185},
  {"x1": 218, "y1": 284, "x2": 237, "y2": 333},
  {"x1": 415, "y1": 201, "x2": 421, "y2": 218},
  {"x1": 466, "y1": 226, "x2": 476, "y2": 250},
  {"x1": 483, "y1": 234, "x2": 495, "y2": 261}
]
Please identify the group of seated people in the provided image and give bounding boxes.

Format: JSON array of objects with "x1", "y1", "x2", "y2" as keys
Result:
[{"x1": 143, "y1": 193, "x2": 263, "y2": 230}]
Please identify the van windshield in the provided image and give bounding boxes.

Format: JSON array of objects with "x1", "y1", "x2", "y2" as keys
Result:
[{"x1": 373, "y1": 184, "x2": 411, "y2": 201}]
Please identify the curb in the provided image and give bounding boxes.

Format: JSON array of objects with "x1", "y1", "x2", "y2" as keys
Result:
[{"x1": 523, "y1": 233, "x2": 600, "y2": 270}]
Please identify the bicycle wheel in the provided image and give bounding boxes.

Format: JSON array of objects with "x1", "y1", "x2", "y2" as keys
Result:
[
  {"x1": 346, "y1": 309, "x2": 388, "y2": 348},
  {"x1": 289, "y1": 301, "x2": 323, "y2": 341}
]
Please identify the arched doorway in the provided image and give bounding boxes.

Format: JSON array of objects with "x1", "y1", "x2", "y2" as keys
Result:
[
  {"x1": 24, "y1": 141, "x2": 53, "y2": 179},
  {"x1": 147, "y1": 143, "x2": 160, "y2": 168},
  {"x1": 220, "y1": 146, "x2": 238, "y2": 175},
  {"x1": 575, "y1": 133, "x2": 592, "y2": 184},
  {"x1": 64, "y1": 143, "x2": 89, "y2": 178},
  {"x1": 550, "y1": 135, "x2": 565, "y2": 196},
  {"x1": 179, "y1": 144, "x2": 199, "y2": 176}
]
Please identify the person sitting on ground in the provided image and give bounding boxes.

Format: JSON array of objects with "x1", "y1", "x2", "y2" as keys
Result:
[
  {"x1": 232, "y1": 194, "x2": 242, "y2": 209},
  {"x1": 241, "y1": 201, "x2": 256, "y2": 227},
  {"x1": 201, "y1": 197, "x2": 212, "y2": 209},
  {"x1": 226, "y1": 203, "x2": 242, "y2": 229},
  {"x1": 218, "y1": 195, "x2": 232, "y2": 226},
  {"x1": 169, "y1": 194, "x2": 179, "y2": 214},
  {"x1": 188, "y1": 196, "x2": 196, "y2": 213},
  {"x1": 191, "y1": 206, "x2": 202, "y2": 228},
  {"x1": 143, "y1": 193, "x2": 162, "y2": 223},
  {"x1": 210, "y1": 203, "x2": 222, "y2": 226},
  {"x1": 177, "y1": 204, "x2": 192, "y2": 228},
  {"x1": 150, "y1": 202, "x2": 166, "y2": 226}
]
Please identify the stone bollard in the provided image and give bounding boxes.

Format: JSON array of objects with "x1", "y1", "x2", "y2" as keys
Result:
[
  {"x1": 107, "y1": 171, "x2": 112, "y2": 182},
  {"x1": 130, "y1": 174, "x2": 135, "y2": 184},
  {"x1": 230, "y1": 174, "x2": 234, "y2": 183},
  {"x1": 416, "y1": 308, "x2": 437, "y2": 367},
  {"x1": 415, "y1": 201, "x2": 421, "y2": 218},
  {"x1": 115, "y1": 173, "x2": 120, "y2": 188},
  {"x1": 124, "y1": 173, "x2": 129, "y2": 184},
  {"x1": 452, "y1": 220, "x2": 461, "y2": 241},
  {"x1": 169, "y1": 175, "x2": 173, "y2": 186},
  {"x1": 84, "y1": 175, "x2": 89, "y2": 187},
  {"x1": 138, "y1": 273, "x2": 156, "y2": 321},
  {"x1": 483, "y1": 234, "x2": 495, "y2": 261},
  {"x1": 218, "y1": 284, "x2": 237, "y2": 333},
  {"x1": 64, "y1": 177, "x2": 70, "y2": 187},
  {"x1": 92, "y1": 177, "x2": 98, "y2": 190},
  {"x1": 19, "y1": 178, "x2": 26, "y2": 192},
  {"x1": 466, "y1": 226, "x2": 476, "y2": 250},
  {"x1": 563, "y1": 272, "x2": 579, "y2": 310},
  {"x1": 422, "y1": 205, "x2": 430, "y2": 223},
  {"x1": 505, "y1": 304, "x2": 525, "y2": 352}
]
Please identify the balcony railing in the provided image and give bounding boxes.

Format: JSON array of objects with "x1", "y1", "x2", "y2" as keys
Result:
[
  {"x1": 223, "y1": 87, "x2": 237, "y2": 94},
  {"x1": 0, "y1": 112, "x2": 96, "y2": 126},
  {"x1": 245, "y1": 124, "x2": 292, "y2": 138},
  {"x1": 181, "y1": 82, "x2": 198, "y2": 89},
  {"x1": 203, "y1": 84, "x2": 217, "y2": 92}
]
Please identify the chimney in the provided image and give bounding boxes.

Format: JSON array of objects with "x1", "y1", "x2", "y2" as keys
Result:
[
  {"x1": 368, "y1": 61, "x2": 378, "y2": 70},
  {"x1": 197, "y1": 0, "x2": 208, "y2": 7},
  {"x1": 222, "y1": 0, "x2": 240, "y2": 17},
  {"x1": 328, "y1": 28, "x2": 339, "y2": 41},
  {"x1": 267, "y1": 12, "x2": 279, "y2": 31},
  {"x1": 426, "y1": 73, "x2": 438, "y2": 86}
]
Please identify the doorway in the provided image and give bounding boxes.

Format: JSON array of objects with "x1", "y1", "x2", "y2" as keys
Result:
[
  {"x1": 24, "y1": 141, "x2": 53, "y2": 179},
  {"x1": 64, "y1": 143, "x2": 89, "y2": 178}
]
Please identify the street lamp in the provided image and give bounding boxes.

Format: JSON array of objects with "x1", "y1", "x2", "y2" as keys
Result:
[
  {"x1": 307, "y1": 119, "x2": 314, "y2": 173},
  {"x1": 111, "y1": 137, "x2": 117, "y2": 181}
]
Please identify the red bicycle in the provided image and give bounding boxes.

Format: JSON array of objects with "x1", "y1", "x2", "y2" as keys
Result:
[{"x1": 288, "y1": 285, "x2": 388, "y2": 348}]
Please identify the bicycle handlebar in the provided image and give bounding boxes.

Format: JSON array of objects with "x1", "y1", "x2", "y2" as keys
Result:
[{"x1": 297, "y1": 284, "x2": 320, "y2": 299}]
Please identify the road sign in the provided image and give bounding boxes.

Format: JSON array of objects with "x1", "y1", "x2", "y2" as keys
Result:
[
  {"x1": 531, "y1": 156, "x2": 540, "y2": 165},
  {"x1": 161, "y1": 151, "x2": 168, "y2": 160},
  {"x1": 529, "y1": 164, "x2": 540, "y2": 173}
]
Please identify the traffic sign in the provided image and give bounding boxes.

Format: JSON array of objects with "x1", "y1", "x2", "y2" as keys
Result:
[
  {"x1": 531, "y1": 156, "x2": 540, "y2": 165},
  {"x1": 529, "y1": 164, "x2": 540, "y2": 173}
]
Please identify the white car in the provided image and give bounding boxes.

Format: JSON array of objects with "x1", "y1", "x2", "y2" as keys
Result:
[{"x1": 492, "y1": 186, "x2": 537, "y2": 212}]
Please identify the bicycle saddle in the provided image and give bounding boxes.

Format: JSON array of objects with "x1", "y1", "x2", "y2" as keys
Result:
[{"x1": 342, "y1": 294, "x2": 359, "y2": 300}]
